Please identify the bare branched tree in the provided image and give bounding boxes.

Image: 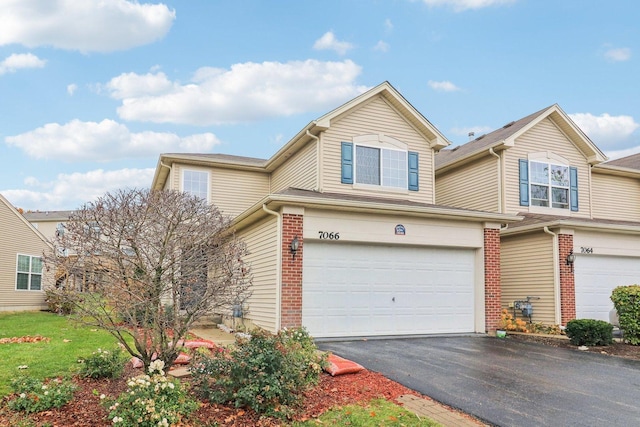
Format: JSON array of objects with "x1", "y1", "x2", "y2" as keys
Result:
[{"x1": 43, "y1": 188, "x2": 252, "y2": 369}]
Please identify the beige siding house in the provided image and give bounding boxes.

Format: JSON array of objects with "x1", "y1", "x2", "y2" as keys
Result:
[
  {"x1": 0, "y1": 194, "x2": 52, "y2": 311},
  {"x1": 23, "y1": 210, "x2": 73, "y2": 242},
  {"x1": 152, "y1": 82, "x2": 520, "y2": 338},
  {"x1": 435, "y1": 105, "x2": 640, "y2": 326}
]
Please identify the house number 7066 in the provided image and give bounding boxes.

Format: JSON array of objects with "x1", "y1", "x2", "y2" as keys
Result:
[{"x1": 318, "y1": 231, "x2": 340, "y2": 240}]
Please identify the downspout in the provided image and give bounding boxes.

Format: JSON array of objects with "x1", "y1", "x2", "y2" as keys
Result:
[
  {"x1": 431, "y1": 148, "x2": 437, "y2": 203},
  {"x1": 159, "y1": 161, "x2": 172, "y2": 190},
  {"x1": 488, "y1": 148, "x2": 502, "y2": 213},
  {"x1": 306, "y1": 130, "x2": 321, "y2": 191},
  {"x1": 543, "y1": 226, "x2": 562, "y2": 325},
  {"x1": 262, "y1": 204, "x2": 282, "y2": 331},
  {"x1": 588, "y1": 165, "x2": 593, "y2": 218}
]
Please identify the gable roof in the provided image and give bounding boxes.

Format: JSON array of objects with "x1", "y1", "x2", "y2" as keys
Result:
[
  {"x1": 435, "y1": 104, "x2": 608, "y2": 172},
  {"x1": 0, "y1": 193, "x2": 51, "y2": 247},
  {"x1": 153, "y1": 81, "x2": 451, "y2": 189}
]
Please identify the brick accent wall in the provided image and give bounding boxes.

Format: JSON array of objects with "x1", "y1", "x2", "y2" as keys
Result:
[
  {"x1": 558, "y1": 234, "x2": 576, "y2": 325},
  {"x1": 281, "y1": 214, "x2": 303, "y2": 329},
  {"x1": 484, "y1": 228, "x2": 501, "y2": 331}
]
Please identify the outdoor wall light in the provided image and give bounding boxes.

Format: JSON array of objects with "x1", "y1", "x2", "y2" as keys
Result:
[
  {"x1": 566, "y1": 249, "x2": 575, "y2": 272},
  {"x1": 290, "y1": 236, "x2": 299, "y2": 260}
]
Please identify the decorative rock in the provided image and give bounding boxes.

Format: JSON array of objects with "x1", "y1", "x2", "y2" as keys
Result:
[{"x1": 578, "y1": 346, "x2": 589, "y2": 351}]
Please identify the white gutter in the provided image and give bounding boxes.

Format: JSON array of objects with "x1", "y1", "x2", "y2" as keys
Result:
[
  {"x1": 489, "y1": 148, "x2": 502, "y2": 213},
  {"x1": 262, "y1": 204, "x2": 282, "y2": 331},
  {"x1": 306, "y1": 130, "x2": 321, "y2": 192},
  {"x1": 543, "y1": 226, "x2": 561, "y2": 325}
]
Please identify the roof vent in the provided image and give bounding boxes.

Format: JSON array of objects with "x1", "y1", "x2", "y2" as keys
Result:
[
  {"x1": 468, "y1": 131, "x2": 475, "y2": 141},
  {"x1": 503, "y1": 121, "x2": 515, "y2": 128},
  {"x1": 475, "y1": 134, "x2": 485, "y2": 141}
]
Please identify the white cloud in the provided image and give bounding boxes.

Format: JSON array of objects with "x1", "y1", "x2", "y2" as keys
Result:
[
  {"x1": 569, "y1": 113, "x2": 639, "y2": 146},
  {"x1": 1, "y1": 168, "x2": 155, "y2": 211},
  {"x1": 106, "y1": 60, "x2": 367, "y2": 125},
  {"x1": 374, "y1": 40, "x2": 390, "y2": 52},
  {"x1": 5, "y1": 119, "x2": 221, "y2": 161},
  {"x1": 67, "y1": 83, "x2": 77, "y2": 96},
  {"x1": 105, "y1": 71, "x2": 175, "y2": 99},
  {"x1": 0, "y1": 53, "x2": 45, "y2": 75},
  {"x1": 0, "y1": 0, "x2": 175, "y2": 53},
  {"x1": 313, "y1": 32, "x2": 354, "y2": 55},
  {"x1": 419, "y1": 0, "x2": 516, "y2": 12},
  {"x1": 384, "y1": 19, "x2": 394, "y2": 32},
  {"x1": 604, "y1": 47, "x2": 631, "y2": 62},
  {"x1": 428, "y1": 80, "x2": 461, "y2": 92}
]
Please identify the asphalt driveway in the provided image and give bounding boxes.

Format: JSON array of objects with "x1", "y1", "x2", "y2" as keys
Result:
[{"x1": 319, "y1": 336, "x2": 640, "y2": 427}]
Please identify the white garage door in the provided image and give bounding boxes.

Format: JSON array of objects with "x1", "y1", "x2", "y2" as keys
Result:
[
  {"x1": 302, "y1": 242, "x2": 475, "y2": 338},
  {"x1": 575, "y1": 255, "x2": 640, "y2": 321}
]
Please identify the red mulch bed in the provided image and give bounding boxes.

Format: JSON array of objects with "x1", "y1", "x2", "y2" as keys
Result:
[
  {"x1": 508, "y1": 333, "x2": 640, "y2": 360},
  {"x1": 0, "y1": 364, "x2": 426, "y2": 426}
]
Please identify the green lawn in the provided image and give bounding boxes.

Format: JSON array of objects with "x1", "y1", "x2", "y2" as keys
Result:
[
  {"x1": 0, "y1": 311, "x2": 123, "y2": 396},
  {"x1": 294, "y1": 399, "x2": 442, "y2": 426}
]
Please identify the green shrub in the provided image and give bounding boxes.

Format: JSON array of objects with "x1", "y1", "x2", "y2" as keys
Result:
[
  {"x1": 78, "y1": 347, "x2": 126, "y2": 379},
  {"x1": 611, "y1": 285, "x2": 640, "y2": 345},
  {"x1": 8, "y1": 376, "x2": 76, "y2": 414},
  {"x1": 565, "y1": 319, "x2": 613, "y2": 346},
  {"x1": 191, "y1": 327, "x2": 326, "y2": 418},
  {"x1": 104, "y1": 360, "x2": 198, "y2": 427}
]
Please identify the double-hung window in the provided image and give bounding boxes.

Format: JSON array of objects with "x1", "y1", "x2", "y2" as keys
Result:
[
  {"x1": 519, "y1": 157, "x2": 578, "y2": 211},
  {"x1": 341, "y1": 135, "x2": 419, "y2": 191},
  {"x1": 16, "y1": 254, "x2": 43, "y2": 291},
  {"x1": 182, "y1": 169, "x2": 209, "y2": 202},
  {"x1": 530, "y1": 162, "x2": 569, "y2": 208},
  {"x1": 355, "y1": 146, "x2": 408, "y2": 189}
]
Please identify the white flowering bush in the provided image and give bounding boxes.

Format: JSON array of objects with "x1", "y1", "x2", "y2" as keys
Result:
[
  {"x1": 8, "y1": 376, "x2": 77, "y2": 414},
  {"x1": 79, "y1": 347, "x2": 126, "y2": 379},
  {"x1": 105, "y1": 360, "x2": 198, "y2": 427}
]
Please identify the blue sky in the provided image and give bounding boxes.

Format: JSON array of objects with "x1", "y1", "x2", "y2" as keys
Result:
[{"x1": 1, "y1": 0, "x2": 638, "y2": 211}]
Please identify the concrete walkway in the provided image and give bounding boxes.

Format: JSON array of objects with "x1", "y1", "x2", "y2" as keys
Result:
[
  {"x1": 189, "y1": 326, "x2": 236, "y2": 346},
  {"x1": 397, "y1": 394, "x2": 486, "y2": 426}
]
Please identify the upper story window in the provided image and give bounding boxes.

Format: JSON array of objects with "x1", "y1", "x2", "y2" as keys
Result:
[
  {"x1": 182, "y1": 169, "x2": 209, "y2": 201},
  {"x1": 341, "y1": 135, "x2": 419, "y2": 191},
  {"x1": 530, "y1": 162, "x2": 569, "y2": 209},
  {"x1": 519, "y1": 155, "x2": 578, "y2": 212},
  {"x1": 355, "y1": 146, "x2": 408, "y2": 189},
  {"x1": 16, "y1": 254, "x2": 42, "y2": 291},
  {"x1": 55, "y1": 222, "x2": 65, "y2": 237}
]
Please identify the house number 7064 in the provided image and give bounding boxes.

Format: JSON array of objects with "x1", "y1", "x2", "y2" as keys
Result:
[{"x1": 318, "y1": 231, "x2": 340, "y2": 240}]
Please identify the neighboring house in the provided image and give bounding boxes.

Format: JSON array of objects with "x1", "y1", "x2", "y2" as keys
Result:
[
  {"x1": 152, "y1": 82, "x2": 519, "y2": 338},
  {"x1": 0, "y1": 194, "x2": 52, "y2": 311},
  {"x1": 23, "y1": 210, "x2": 73, "y2": 242},
  {"x1": 435, "y1": 104, "x2": 640, "y2": 326}
]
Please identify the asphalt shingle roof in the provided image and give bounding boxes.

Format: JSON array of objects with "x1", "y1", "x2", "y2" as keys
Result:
[
  {"x1": 435, "y1": 106, "x2": 551, "y2": 168},
  {"x1": 602, "y1": 152, "x2": 640, "y2": 171}
]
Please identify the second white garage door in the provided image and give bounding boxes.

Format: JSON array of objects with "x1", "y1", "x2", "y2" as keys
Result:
[
  {"x1": 575, "y1": 255, "x2": 640, "y2": 322},
  {"x1": 302, "y1": 242, "x2": 475, "y2": 338}
]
